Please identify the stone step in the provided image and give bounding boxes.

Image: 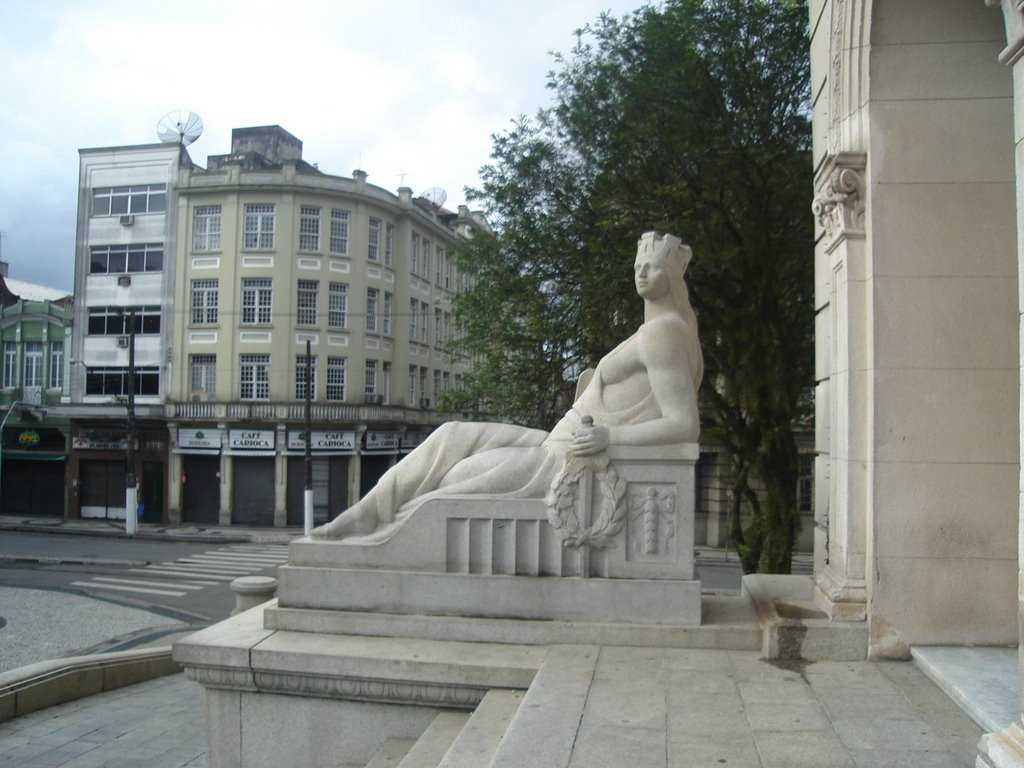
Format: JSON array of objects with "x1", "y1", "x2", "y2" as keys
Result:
[
  {"x1": 365, "y1": 737, "x2": 416, "y2": 768},
  {"x1": 437, "y1": 689, "x2": 525, "y2": 768},
  {"x1": 396, "y1": 711, "x2": 471, "y2": 767}
]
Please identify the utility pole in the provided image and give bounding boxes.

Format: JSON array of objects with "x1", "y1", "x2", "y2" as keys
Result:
[
  {"x1": 124, "y1": 309, "x2": 137, "y2": 536},
  {"x1": 303, "y1": 339, "x2": 313, "y2": 535}
]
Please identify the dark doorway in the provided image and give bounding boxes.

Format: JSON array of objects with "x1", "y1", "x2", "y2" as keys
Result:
[
  {"x1": 79, "y1": 459, "x2": 126, "y2": 519},
  {"x1": 1, "y1": 459, "x2": 64, "y2": 516},
  {"x1": 359, "y1": 455, "x2": 391, "y2": 501},
  {"x1": 141, "y1": 461, "x2": 164, "y2": 523},
  {"x1": 232, "y1": 457, "x2": 275, "y2": 526},
  {"x1": 286, "y1": 456, "x2": 349, "y2": 525},
  {"x1": 181, "y1": 455, "x2": 220, "y2": 525}
]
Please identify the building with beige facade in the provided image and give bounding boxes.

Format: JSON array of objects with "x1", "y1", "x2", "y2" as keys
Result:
[{"x1": 70, "y1": 126, "x2": 482, "y2": 528}]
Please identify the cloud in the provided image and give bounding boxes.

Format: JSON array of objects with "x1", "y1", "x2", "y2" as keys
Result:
[{"x1": 0, "y1": 0, "x2": 642, "y2": 291}]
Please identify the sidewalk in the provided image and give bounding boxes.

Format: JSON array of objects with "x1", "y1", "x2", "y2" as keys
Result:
[{"x1": 0, "y1": 649, "x2": 985, "y2": 768}]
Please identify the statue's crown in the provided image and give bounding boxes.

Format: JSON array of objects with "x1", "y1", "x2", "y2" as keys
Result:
[{"x1": 636, "y1": 231, "x2": 692, "y2": 274}]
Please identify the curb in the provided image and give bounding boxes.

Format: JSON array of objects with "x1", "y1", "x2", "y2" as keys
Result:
[
  {"x1": 0, "y1": 520, "x2": 279, "y2": 545},
  {"x1": 0, "y1": 553, "x2": 147, "y2": 567},
  {"x1": 0, "y1": 646, "x2": 181, "y2": 723}
]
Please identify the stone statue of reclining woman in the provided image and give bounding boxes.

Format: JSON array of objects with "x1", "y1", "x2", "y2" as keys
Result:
[{"x1": 311, "y1": 231, "x2": 703, "y2": 540}]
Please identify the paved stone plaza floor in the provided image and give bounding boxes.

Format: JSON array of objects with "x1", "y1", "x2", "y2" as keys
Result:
[{"x1": 0, "y1": 649, "x2": 985, "y2": 768}]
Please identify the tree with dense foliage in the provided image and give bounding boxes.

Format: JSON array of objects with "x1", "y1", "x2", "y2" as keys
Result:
[{"x1": 444, "y1": 0, "x2": 813, "y2": 574}]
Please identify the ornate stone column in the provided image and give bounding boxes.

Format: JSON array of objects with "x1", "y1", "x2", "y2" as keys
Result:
[
  {"x1": 979, "y1": 3, "x2": 1024, "y2": 766},
  {"x1": 811, "y1": 151, "x2": 869, "y2": 623}
]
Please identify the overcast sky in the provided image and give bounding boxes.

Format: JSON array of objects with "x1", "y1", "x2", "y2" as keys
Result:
[{"x1": 0, "y1": 0, "x2": 645, "y2": 292}]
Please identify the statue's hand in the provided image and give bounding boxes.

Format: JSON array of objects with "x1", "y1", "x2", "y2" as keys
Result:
[{"x1": 570, "y1": 422, "x2": 610, "y2": 456}]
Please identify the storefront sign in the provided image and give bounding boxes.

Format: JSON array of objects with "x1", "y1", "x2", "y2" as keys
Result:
[
  {"x1": 73, "y1": 432, "x2": 129, "y2": 450},
  {"x1": 287, "y1": 430, "x2": 356, "y2": 452},
  {"x1": 228, "y1": 430, "x2": 275, "y2": 450},
  {"x1": 17, "y1": 430, "x2": 40, "y2": 447},
  {"x1": 400, "y1": 431, "x2": 426, "y2": 451},
  {"x1": 364, "y1": 430, "x2": 399, "y2": 451},
  {"x1": 178, "y1": 428, "x2": 221, "y2": 450}
]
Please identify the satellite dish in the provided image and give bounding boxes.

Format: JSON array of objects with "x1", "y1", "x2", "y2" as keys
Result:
[
  {"x1": 156, "y1": 111, "x2": 204, "y2": 146},
  {"x1": 418, "y1": 187, "x2": 448, "y2": 208}
]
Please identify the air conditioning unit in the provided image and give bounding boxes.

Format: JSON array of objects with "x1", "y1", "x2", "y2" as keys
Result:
[
  {"x1": 117, "y1": 275, "x2": 131, "y2": 287},
  {"x1": 366, "y1": 394, "x2": 383, "y2": 405},
  {"x1": 119, "y1": 215, "x2": 134, "y2": 226},
  {"x1": 191, "y1": 392, "x2": 210, "y2": 403},
  {"x1": 419, "y1": 398, "x2": 431, "y2": 408},
  {"x1": 116, "y1": 336, "x2": 130, "y2": 348}
]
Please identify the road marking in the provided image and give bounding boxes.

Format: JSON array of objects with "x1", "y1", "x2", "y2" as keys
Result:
[
  {"x1": 69, "y1": 544, "x2": 289, "y2": 599},
  {"x1": 71, "y1": 581, "x2": 188, "y2": 597},
  {"x1": 91, "y1": 576, "x2": 207, "y2": 590},
  {"x1": 135, "y1": 567, "x2": 233, "y2": 581}
]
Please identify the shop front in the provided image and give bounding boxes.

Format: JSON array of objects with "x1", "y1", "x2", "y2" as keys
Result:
[
  {"x1": 70, "y1": 424, "x2": 168, "y2": 522},
  {"x1": 284, "y1": 429, "x2": 356, "y2": 526},
  {"x1": 0, "y1": 425, "x2": 68, "y2": 517}
]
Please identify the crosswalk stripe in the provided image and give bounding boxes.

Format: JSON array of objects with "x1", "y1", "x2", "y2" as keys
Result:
[
  {"x1": 172, "y1": 561, "x2": 255, "y2": 573},
  {"x1": 191, "y1": 553, "x2": 285, "y2": 563},
  {"x1": 135, "y1": 567, "x2": 232, "y2": 582},
  {"x1": 72, "y1": 581, "x2": 187, "y2": 597},
  {"x1": 91, "y1": 576, "x2": 207, "y2": 591},
  {"x1": 180, "y1": 558, "x2": 280, "y2": 569}
]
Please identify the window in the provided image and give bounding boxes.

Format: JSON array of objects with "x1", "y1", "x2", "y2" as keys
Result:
[
  {"x1": 190, "y1": 354, "x2": 216, "y2": 397},
  {"x1": 409, "y1": 299, "x2": 418, "y2": 338},
  {"x1": 87, "y1": 306, "x2": 160, "y2": 335},
  {"x1": 798, "y1": 455, "x2": 813, "y2": 514},
  {"x1": 193, "y1": 205, "x2": 221, "y2": 251},
  {"x1": 444, "y1": 250, "x2": 452, "y2": 289},
  {"x1": 420, "y1": 303, "x2": 428, "y2": 343},
  {"x1": 329, "y1": 209, "x2": 350, "y2": 254},
  {"x1": 443, "y1": 371, "x2": 450, "y2": 394},
  {"x1": 364, "y1": 359, "x2": 377, "y2": 397},
  {"x1": 297, "y1": 280, "x2": 318, "y2": 326},
  {"x1": 433, "y1": 369, "x2": 441, "y2": 398},
  {"x1": 435, "y1": 244, "x2": 443, "y2": 285},
  {"x1": 443, "y1": 312, "x2": 451, "y2": 344},
  {"x1": 385, "y1": 223, "x2": 394, "y2": 266},
  {"x1": 382, "y1": 361, "x2": 391, "y2": 404},
  {"x1": 408, "y1": 364, "x2": 417, "y2": 404},
  {"x1": 434, "y1": 308, "x2": 442, "y2": 343},
  {"x1": 411, "y1": 233, "x2": 420, "y2": 275},
  {"x1": 243, "y1": 203, "x2": 275, "y2": 249},
  {"x1": 295, "y1": 354, "x2": 317, "y2": 400},
  {"x1": 367, "y1": 217, "x2": 380, "y2": 261},
  {"x1": 91, "y1": 185, "x2": 166, "y2": 217},
  {"x1": 2, "y1": 343, "x2": 15, "y2": 389},
  {"x1": 239, "y1": 354, "x2": 270, "y2": 400},
  {"x1": 23, "y1": 342, "x2": 42, "y2": 388},
  {"x1": 49, "y1": 341, "x2": 63, "y2": 389},
  {"x1": 191, "y1": 279, "x2": 219, "y2": 324},
  {"x1": 366, "y1": 288, "x2": 379, "y2": 333},
  {"x1": 85, "y1": 367, "x2": 159, "y2": 396},
  {"x1": 241, "y1": 278, "x2": 273, "y2": 324},
  {"x1": 89, "y1": 243, "x2": 163, "y2": 274},
  {"x1": 422, "y1": 238, "x2": 431, "y2": 279},
  {"x1": 383, "y1": 292, "x2": 393, "y2": 336},
  {"x1": 419, "y1": 367, "x2": 427, "y2": 403},
  {"x1": 326, "y1": 356, "x2": 346, "y2": 401},
  {"x1": 328, "y1": 282, "x2": 348, "y2": 328},
  {"x1": 299, "y1": 206, "x2": 320, "y2": 251}
]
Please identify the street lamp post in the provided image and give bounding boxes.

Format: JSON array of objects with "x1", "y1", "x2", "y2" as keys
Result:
[
  {"x1": 303, "y1": 339, "x2": 313, "y2": 535},
  {"x1": 124, "y1": 310, "x2": 137, "y2": 536}
]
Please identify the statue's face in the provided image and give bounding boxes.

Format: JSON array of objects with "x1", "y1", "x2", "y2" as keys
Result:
[{"x1": 634, "y1": 254, "x2": 670, "y2": 300}]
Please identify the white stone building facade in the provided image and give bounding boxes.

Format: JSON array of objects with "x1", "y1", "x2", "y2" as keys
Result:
[{"x1": 809, "y1": 1, "x2": 1024, "y2": 763}]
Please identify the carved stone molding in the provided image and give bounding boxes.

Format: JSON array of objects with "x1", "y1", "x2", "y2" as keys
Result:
[
  {"x1": 828, "y1": 0, "x2": 848, "y2": 155},
  {"x1": 252, "y1": 671, "x2": 487, "y2": 709},
  {"x1": 813, "y1": 153, "x2": 866, "y2": 249},
  {"x1": 978, "y1": 722, "x2": 1024, "y2": 767},
  {"x1": 183, "y1": 665, "x2": 257, "y2": 691}
]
